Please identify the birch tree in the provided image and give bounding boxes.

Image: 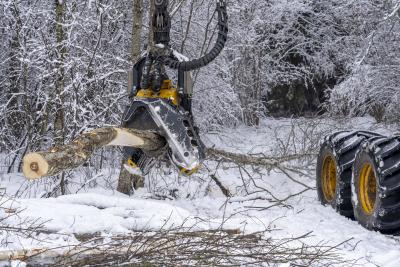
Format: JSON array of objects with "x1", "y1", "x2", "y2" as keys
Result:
[{"x1": 117, "y1": 0, "x2": 145, "y2": 195}]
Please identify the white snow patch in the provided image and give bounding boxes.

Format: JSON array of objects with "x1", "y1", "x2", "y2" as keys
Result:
[
  {"x1": 2, "y1": 193, "x2": 195, "y2": 235},
  {"x1": 2, "y1": 117, "x2": 400, "y2": 266},
  {"x1": 10, "y1": 260, "x2": 26, "y2": 267},
  {"x1": 172, "y1": 49, "x2": 189, "y2": 62}
]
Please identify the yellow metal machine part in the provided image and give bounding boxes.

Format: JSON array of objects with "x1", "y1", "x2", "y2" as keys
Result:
[
  {"x1": 127, "y1": 158, "x2": 138, "y2": 168},
  {"x1": 136, "y1": 80, "x2": 180, "y2": 106},
  {"x1": 358, "y1": 162, "x2": 377, "y2": 215},
  {"x1": 180, "y1": 166, "x2": 200, "y2": 176},
  {"x1": 321, "y1": 155, "x2": 337, "y2": 202},
  {"x1": 135, "y1": 80, "x2": 201, "y2": 176}
]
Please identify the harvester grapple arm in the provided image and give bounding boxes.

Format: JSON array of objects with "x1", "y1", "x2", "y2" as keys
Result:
[{"x1": 164, "y1": 0, "x2": 228, "y2": 71}]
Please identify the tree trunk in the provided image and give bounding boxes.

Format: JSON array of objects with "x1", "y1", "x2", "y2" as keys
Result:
[
  {"x1": 55, "y1": 0, "x2": 67, "y2": 194},
  {"x1": 148, "y1": 0, "x2": 155, "y2": 47},
  {"x1": 235, "y1": 47, "x2": 261, "y2": 126},
  {"x1": 132, "y1": 0, "x2": 143, "y2": 61},
  {"x1": 54, "y1": 0, "x2": 66, "y2": 146},
  {"x1": 117, "y1": 0, "x2": 145, "y2": 195},
  {"x1": 117, "y1": 165, "x2": 145, "y2": 195},
  {"x1": 22, "y1": 127, "x2": 165, "y2": 180}
]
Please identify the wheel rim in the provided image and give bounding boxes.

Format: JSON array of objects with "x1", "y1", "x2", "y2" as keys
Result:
[
  {"x1": 321, "y1": 155, "x2": 337, "y2": 202},
  {"x1": 359, "y1": 162, "x2": 377, "y2": 215}
]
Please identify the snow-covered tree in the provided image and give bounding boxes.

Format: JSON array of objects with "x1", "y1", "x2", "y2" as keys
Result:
[{"x1": 327, "y1": 1, "x2": 400, "y2": 122}]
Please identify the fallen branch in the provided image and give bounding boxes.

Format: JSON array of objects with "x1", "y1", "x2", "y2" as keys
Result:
[
  {"x1": 0, "y1": 229, "x2": 352, "y2": 266},
  {"x1": 210, "y1": 174, "x2": 232, "y2": 197},
  {"x1": 22, "y1": 127, "x2": 165, "y2": 180},
  {"x1": 207, "y1": 148, "x2": 313, "y2": 190},
  {"x1": 207, "y1": 148, "x2": 278, "y2": 170}
]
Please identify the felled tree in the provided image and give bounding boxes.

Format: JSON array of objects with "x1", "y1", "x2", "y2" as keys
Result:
[{"x1": 22, "y1": 127, "x2": 165, "y2": 180}]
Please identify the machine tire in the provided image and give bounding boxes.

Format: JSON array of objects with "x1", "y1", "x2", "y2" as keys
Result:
[
  {"x1": 352, "y1": 136, "x2": 400, "y2": 233},
  {"x1": 316, "y1": 131, "x2": 381, "y2": 218}
]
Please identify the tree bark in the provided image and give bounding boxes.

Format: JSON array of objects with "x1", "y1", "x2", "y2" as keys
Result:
[
  {"x1": 54, "y1": 0, "x2": 66, "y2": 146},
  {"x1": 147, "y1": 0, "x2": 155, "y2": 47},
  {"x1": 55, "y1": 0, "x2": 67, "y2": 194},
  {"x1": 117, "y1": 0, "x2": 145, "y2": 195},
  {"x1": 132, "y1": 0, "x2": 143, "y2": 62},
  {"x1": 117, "y1": 165, "x2": 144, "y2": 195},
  {"x1": 22, "y1": 127, "x2": 165, "y2": 180}
]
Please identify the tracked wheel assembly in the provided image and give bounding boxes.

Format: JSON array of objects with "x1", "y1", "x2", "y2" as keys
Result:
[
  {"x1": 316, "y1": 131, "x2": 381, "y2": 218},
  {"x1": 317, "y1": 131, "x2": 400, "y2": 233},
  {"x1": 352, "y1": 136, "x2": 400, "y2": 233}
]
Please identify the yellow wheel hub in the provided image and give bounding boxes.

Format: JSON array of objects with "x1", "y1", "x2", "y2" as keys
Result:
[
  {"x1": 359, "y1": 162, "x2": 377, "y2": 215},
  {"x1": 321, "y1": 155, "x2": 337, "y2": 202}
]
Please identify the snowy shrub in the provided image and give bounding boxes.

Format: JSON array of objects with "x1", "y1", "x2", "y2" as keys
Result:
[
  {"x1": 326, "y1": 1, "x2": 400, "y2": 122},
  {"x1": 225, "y1": 0, "x2": 374, "y2": 118},
  {"x1": 328, "y1": 66, "x2": 400, "y2": 123},
  {"x1": 193, "y1": 68, "x2": 242, "y2": 130},
  {"x1": 327, "y1": 65, "x2": 400, "y2": 122}
]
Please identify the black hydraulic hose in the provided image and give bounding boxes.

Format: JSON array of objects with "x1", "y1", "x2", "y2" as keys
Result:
[
  {"x1": 165, "y1": 0, "x2": 228, "y2": 71},
  {"x1": 140, "y1": 54, "x2": 154, "y2": 89}
]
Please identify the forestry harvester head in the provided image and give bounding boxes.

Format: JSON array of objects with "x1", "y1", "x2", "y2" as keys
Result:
[
  {"x1": 20, "y1": 1, "x2": 228, "y2": 182},
  {"x1": 122, "y1": 0, "x2": 228, "y2": 176}
]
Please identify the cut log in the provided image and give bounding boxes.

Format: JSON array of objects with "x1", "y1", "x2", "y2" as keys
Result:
[{"x1": 22, "y1": 127, "x2": 165, "y2": 180}]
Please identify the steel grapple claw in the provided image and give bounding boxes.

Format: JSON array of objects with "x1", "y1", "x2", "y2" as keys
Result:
[{"x1": 123, "y1": 98, "x2": 205, "y2": 173}]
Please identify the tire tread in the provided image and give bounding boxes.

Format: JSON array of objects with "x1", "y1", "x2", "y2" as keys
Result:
[
  {"x1": 354, "y1": 136, "x2": 400, "y2": 233},
  {"x1": 317, "y1": 131, "x2": 381, "y2": 218}
]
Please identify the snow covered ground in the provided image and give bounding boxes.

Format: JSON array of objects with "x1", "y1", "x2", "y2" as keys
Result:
[{"x1": 1, "y1": 117, "x2": 400, "y2": 266}]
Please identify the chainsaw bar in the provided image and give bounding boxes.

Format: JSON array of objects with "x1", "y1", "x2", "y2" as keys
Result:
[{"x1": 123, "y1": 98, "x2": 205, "y2": 172}]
